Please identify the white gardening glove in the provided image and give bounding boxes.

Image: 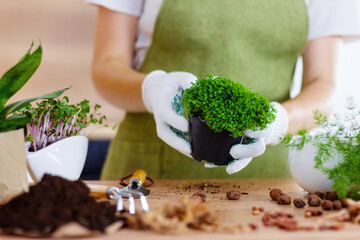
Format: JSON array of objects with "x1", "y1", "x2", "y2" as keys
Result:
[
  {"x1": 142, "y1": 70, "x2": 197, "y2": 157},
  {"x1": 205, "y1": 102, "x2": 288, "y2": 174}
]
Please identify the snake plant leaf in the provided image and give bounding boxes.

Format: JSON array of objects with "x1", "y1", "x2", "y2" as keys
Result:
[
  {"x1": 0, "y1": 42, "x2": 42, "y2": 113},
  {"x1": 0, "y1": 115, "x2": 30, "y2": 133},
  {"x1": 0, "y1": 87, "x2": 69, "y2": 118}
]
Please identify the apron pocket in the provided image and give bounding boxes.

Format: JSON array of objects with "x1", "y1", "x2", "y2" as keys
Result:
[{"x1": 100, "y1": 140, "x2": 163, "y2": 180}]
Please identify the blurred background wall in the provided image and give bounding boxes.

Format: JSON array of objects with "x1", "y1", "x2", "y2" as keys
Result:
[
  {"x1": 0, "y1": 0, "x2": 124, "y2": 140},
  {"x1": 1, "y1": 0, "x2": 360, "y2": 178},
  {"x1": 0, "y1": 0, "x2": 125, "y2": 179}
]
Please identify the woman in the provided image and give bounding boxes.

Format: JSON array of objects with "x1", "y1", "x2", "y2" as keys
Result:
[{"x1": 87, "y1": 0, "x2": 360, "y2": 179}]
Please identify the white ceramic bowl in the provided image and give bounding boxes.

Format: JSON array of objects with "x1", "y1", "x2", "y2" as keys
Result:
[
  {"x1": 26, "y1": 136, "x2": 89, "y2": 182},
  {"x1": 288, "y1": 143, "x2": 335, "y2": 193}
]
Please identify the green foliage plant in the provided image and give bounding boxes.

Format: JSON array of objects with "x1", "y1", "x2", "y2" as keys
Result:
[
  {"x1": 182, "y1": 75, "x2": 276, "y2": 138},
  {"x1": 282, "y1": 97, "x2": 360, "y2": 199},
  {"x1": 0, "y1": 42, "x2": 67, "y2": 133}
]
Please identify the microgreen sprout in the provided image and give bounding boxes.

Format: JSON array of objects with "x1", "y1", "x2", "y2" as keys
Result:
[{"x1": 23, "y1": 97, "x2": 108, "y2": 151}]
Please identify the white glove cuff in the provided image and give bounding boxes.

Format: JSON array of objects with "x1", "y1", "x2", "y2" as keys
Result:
[
  {"x1": 204, "y1": 162, "x2": 217, "y2": 168},
  {"x1": 141, "y1": 70, "x2": 167, "y2": 113},
  {"x1": 267, "y1": 102, "x2": 289, "y2": 145}
]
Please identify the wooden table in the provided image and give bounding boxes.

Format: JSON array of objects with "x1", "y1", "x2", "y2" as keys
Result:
[{"x1": 1, "y1": 179, "x2": 359, "y2": 239}]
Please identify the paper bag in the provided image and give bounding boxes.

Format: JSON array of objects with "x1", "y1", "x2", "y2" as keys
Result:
[{"x1": 0, "y1": 128, "x2": 29, "y2": 205}]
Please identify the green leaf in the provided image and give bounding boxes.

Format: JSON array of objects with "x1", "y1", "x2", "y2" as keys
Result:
[
  {"x1": 0, "y1": 43, "x2": 42, "y2": 112},
  {"x1": 0, "y1": 87, "x2": 69, "y2": 118},
  {"x1": 63, "y1": 96, "x2": 69, "y2": 103},
  {"x1": 0, "y1": 114, "x2": 31, "y2": 132}
]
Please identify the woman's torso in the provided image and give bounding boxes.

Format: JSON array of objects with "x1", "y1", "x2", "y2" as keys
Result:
[{"x1": 101, "y1": 0, "x2": 309, "y2": 180}]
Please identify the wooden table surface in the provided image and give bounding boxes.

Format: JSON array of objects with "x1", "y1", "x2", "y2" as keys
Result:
[{"x1": 1, "y1": 179, "x2": 359, "y2": 240}]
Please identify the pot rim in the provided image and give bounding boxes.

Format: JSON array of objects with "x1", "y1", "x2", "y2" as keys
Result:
[{"x1": 26, "y1": 135, "x2": 88, "y2": 155}]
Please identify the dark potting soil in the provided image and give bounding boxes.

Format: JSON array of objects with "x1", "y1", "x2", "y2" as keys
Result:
[{"x1": 0, "y1": 174, "x2": 122, "y2": 236}]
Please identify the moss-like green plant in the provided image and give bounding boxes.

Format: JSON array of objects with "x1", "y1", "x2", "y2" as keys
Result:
[{"x1": 182, "y1": 75, "x2": 276, "y2": 138}]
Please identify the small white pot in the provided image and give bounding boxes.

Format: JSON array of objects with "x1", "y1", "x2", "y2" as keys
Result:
[
  {"x1": 26, "y1": 136, "x2": 89, "y2": 182},
  {"x1": 288, "y1": 143, "x2": 336, "y2": 193}
]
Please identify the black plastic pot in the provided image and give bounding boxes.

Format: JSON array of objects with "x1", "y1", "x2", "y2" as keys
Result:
[{"x1": 189, "y1": 116, "x2": 245, "y2": 166}]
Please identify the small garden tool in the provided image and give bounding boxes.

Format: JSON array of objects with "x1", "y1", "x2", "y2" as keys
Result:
[
  {"x1": 88, "y1": 169, "x2": 152, "y2": 214},
  {"x1": 109, "y1": 169, "x2": 151, "y2": 214}
]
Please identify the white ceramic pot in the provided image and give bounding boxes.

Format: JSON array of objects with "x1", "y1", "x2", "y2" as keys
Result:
[
  {"x1": 288, "y1": 143, "x2": 336, "y2": 193},
  {"x1": 27, "y1": 136, "x2": 89, "y2": 182}
]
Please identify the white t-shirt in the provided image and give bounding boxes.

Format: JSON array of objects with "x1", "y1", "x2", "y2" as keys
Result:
[{"x1": 87, "y1": 0, "x2": 360, "y2": 69}]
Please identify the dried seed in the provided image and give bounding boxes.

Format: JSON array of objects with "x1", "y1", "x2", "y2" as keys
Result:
[
  {"x1": 304, "y1": 226, "x2": 314, "y2": 231},
  {"x1": 319, "y1": 225, "x2": 328, "y2": 231},
  {"x1": 305, "y1": 210, "x2": 323, "y2": 217},
  {"x1": 307, "y1": 194, "x2": 321, "y2": 207},
  {"x1": 259, "y1": 207, "x2": 264, "y2": 212},
  {"x1": 319, "y1": 223, "x2": 344, "y2": 231},
  {"x1": 252, "y1": 210, "x2": 261, "y2": 215},
  {"x1": 252, "y1": 206, "x2": 258, "y2": 211},
  {"x1": 329, "y1": 223, "x2": 345, "y2": 230},
  {"x1": 269, "y1": 188, "x2": 282, "y2": 201},
  {"x1": 277, "y1": 193, "x2": 291, "y2": 205},
  {"x1": 248, "y1": 223, "x2": 258, "y2": 230},
  {"x1": 321, "y1": 200, "x2": 334, "y2": 211},
  {"x1": 305, "y1": 211, "x2": 312, "y2": 218},
  {"x1": 226, "y1": 190, "x2": 241, "y2": 200},
  {"x1": 293, "y1": 198, "x2": 306, "y2": 208},
  {"x1": 275, "y1": 217, "x2": 298, "y2": 231}
]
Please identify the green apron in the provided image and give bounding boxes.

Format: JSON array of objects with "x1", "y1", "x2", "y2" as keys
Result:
[{"x1": 101, "y1": 0, "x2": 309, "y2": 180}]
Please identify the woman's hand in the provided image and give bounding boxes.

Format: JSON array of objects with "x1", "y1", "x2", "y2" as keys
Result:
[
  {"x1": 221, "y1": 102, "x2": 288, "y2": 174},
  {"x1": 142, "y1": 70, "x2": 197, "y2": 157}
]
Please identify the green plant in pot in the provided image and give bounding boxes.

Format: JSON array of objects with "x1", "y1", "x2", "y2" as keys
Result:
[
  {"x1": 176, "y1": 75, "x2": 276, "y2": 166},
  {"x1": 22, "y1": 95, "x2": 108, "y2": 182},
  {"x1": 284, "y1": 97, "x2": 360, "y2": 199},
  {"x1": 0, "y1": 42, "x2": 67, "y2": 204}
]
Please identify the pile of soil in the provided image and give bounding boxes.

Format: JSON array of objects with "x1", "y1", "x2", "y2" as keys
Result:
[{"x1": 0, "y1": 174, "x2": 122, "y2": 236}]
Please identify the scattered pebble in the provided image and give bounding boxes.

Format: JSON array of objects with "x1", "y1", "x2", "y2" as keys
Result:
[
  {"x1": 270, "y1": 188, "x2": 282, "y2": 201},
  {"x1": 314, "y1": 191, "x2": 324, "y2": 199},
  {"x1": 277, "y1": 193, "x2": 291, "y2": 205},
  {"x1": 226, "y1": 190, "x2": 241, "y2": 200},
  {"x1": 190, "y1": 192, "x2": 206, "y2": 202},
  {"x1": 321, "y1": 200, "x2": 334, "y2": 211},
  {"x1": 293, "y1": 198, "x2": 306, "y2": 208},
  {"x1": 333, "y1": 200, "x2": 342, "y2": 210},
  {"x1": 307, "y1": 194, "x2": 322, "y2": 207},
  {"x1": 324, "y1": 192, "x2": 339, "y2": 201}
]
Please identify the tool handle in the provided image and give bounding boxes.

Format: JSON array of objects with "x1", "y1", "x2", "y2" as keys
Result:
[
  {"x1": 87, "y1": 184, "x2": 109, "y2": 199},
  {"x1": 130, "y1": 169, "x2": 147, "y2": 188}
]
